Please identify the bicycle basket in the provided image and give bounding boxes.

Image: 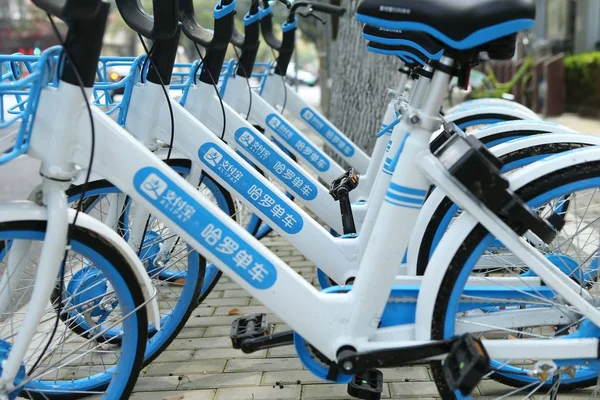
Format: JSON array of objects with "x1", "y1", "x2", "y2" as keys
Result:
[
  {"x1": 94, "y1": 56, "x2": 235, "y2": 125},
  {"x1": 0, "y1": 47, "x2": 62, "y2": 165}
]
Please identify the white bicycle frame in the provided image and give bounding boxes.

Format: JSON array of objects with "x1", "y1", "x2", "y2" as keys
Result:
[
  {"x1": 23, "y1": 58, "x2": 600, "y2": 372},
  {"x1": 406, "y1": 129, "x2": 594, "y2": 274},
  {"x1": 125, "y1": 79, "x2": 359, "y2": 284},
  {"x1": 134, "y1": 58, "x2": 578, "y2": 285},
  {"x1": 256, "y1": 62, "x2": 540, "y2": 192}
]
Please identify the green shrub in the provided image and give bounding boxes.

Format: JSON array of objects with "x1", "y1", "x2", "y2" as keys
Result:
[{"x1": 564, "y1": 52, "x2": 600, "y2": 115}]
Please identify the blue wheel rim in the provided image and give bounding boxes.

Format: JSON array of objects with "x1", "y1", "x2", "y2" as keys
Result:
[
  {"x1": 0, "y1": 229, "x2": 141, "y2": 397},
  {"x1": 443, "y1": 177, "x2": 600, "y2": 385}
]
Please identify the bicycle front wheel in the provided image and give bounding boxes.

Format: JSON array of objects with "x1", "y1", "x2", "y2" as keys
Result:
[
  {"x1": 0, "y1": 221, "x2": 147, "y2": 399},
  {"x1": 65, "y1": 160, "x2": 236, "y2": 366}
]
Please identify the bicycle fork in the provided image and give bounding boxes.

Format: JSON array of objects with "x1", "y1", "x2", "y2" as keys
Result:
[{"x1": 0, "y1": 179, "x2": 69, "y2": 394}]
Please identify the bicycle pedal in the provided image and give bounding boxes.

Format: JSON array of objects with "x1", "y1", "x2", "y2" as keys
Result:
[
  {"x1": 329, "y1": 168, "x2": 359, "y2": 200},
  {"x1": 347, "y1": 368, "x2": 383, "y2": 400},
  {"x1": 443, "y1": 334, "x2": 491, "y2": 397},
  {"x1": 230, "y1": 313, "x2": 269, "y2": 350}
]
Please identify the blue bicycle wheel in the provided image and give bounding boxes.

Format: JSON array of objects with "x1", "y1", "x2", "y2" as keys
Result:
[
  {"x1": 416, "y1": 140, "x2": 589, "y2": 275},
  {"x1": 0, "y1": 221, "x2": 147, "y2": 399},
  {"x1": 431, "y1": 163, "x2": 600, "y2": 397},
  {"x1": 64, "y1": 159, "x2": 235, "y2": 367}
]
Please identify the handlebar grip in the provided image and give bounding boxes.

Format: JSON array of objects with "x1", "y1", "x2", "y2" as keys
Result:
[
  {"x1": 115, "y1": 0, "x2": 179, "y2": 40},
  {"x1": 306, "y1": 2, "x2": 346, "y2": 16},
  {"x1": 31, "y1": 0, "x2": 101, "y2": 20}
]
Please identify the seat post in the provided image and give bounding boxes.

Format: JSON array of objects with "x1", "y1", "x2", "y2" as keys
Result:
[
  {"x1": 421, "y1": 56, "x2": 453, "y2": 116},
  {"x1": 408, "y1": 65, "x2": 433, "y2": 108}
]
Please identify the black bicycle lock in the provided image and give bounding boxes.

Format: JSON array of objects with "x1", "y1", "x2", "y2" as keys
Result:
[
  {"x1": 116, "y1": 0, "x2": 181, "y2": 85},
  {"x1": 32, "y1": 0, "x2": 108, "y2": 87},
  {"x1": 260, "y1": 0, "x2": 346, "y2": 77},
  {"x1": 180, "y1": 0, "x2": 236, "y2": 85}
]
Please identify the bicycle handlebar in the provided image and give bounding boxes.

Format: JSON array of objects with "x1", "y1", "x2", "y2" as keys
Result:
[
  {"x1": 180, "y1": 0, "x2": 236, "y2": 49},
  {"x1": 259, "y1": 0, "x2": 345, "y2": 76},
  {"x1": 31, "y1": 0, "x2": 101, "y2": 20},
  {"x1": 230, "y1": 1, "x2": 263, "y2": 76},
  {"x1": 230, "y1": 0, "x2": 260, "y2": 48},
  {"x1": 115, "y1": 0, "x2": 179, "y2": 40}
]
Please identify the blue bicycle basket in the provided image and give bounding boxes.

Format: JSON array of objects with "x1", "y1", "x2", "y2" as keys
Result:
[{"x1": 0, "y1": 46, "x2": 62, "y2": 165}]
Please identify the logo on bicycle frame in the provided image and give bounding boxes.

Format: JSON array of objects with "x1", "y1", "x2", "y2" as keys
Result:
[
  {"x1": 140, "y1": 173, "x2": 168, "y2": 200},
  {"x1": 134, "y1": 167, "x2": 278, "y2": 290},
  {"x1": 204, "y1": 148, "x2": 223, "y2": 167}
]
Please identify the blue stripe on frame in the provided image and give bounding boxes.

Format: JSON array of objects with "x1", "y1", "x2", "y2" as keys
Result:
[
  {"x1": 387, "y1": 132, "x2": 410, "y2": 172},
  {"x1": 389, "y1": 183, "x2": 427, "y2": 197},
  {"x1": 384, "y1": 197, "x2": 422, "y2": 209},
  {"x1": 385, "y1": 190, "x2": 424, "y2": 204}
]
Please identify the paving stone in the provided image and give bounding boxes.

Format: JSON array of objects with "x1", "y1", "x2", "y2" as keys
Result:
[
  {"x1": 144, "y1": 360, "x2": 226, "y2": 377},
  {"x1": 261, "y1": 369, "x2": 322, "y2": 385},
  {"x1": 213, "y1": 282, "x2": 245, "y2": 291},
  {"x1": 130, "y1": 390, "x2": 216, "y2": 400},
  {"x1": 134, "y1": 375, "x2": 181, "y2": 391},
  {"x1": 205, "y1": 290, "x2": 224, "y2": 299},
  {"x1": 272, "y1": 250, "x2": 293, "y2": 257},
  {"x1": 223, "y1": 289, "x2": 251, "y2": 298},
  {"x1": 215, "y1": 385, "x2": 301, "y2": 400},
  {"x1": 301, "y1": 383, "x2": 390, "y2": 399},
  {"x1": 278, "y1": 255, "x2": 305, "y2": 262},
  {"x1": 293, "y1": 267, "x2": 314, "y2": 274},
  {"x1": 154, "y1": 350, "x2": 196, "y2": 363},
  {"x1": 176, "y1": 328, "x2": 207, "y2": 339},
  {"x1": 168, "y1": 337, "x2": 232, "y2": 350},
  {"x1": 178, "y1": 372, "x2": 262, "y2": 390},
  {"x1": 184, "y1": 315, "x2": 241, "y2": 328},
  {"x1": 477, "y1": 379, "x2": 514, "y2": 396},
  {"x1": 225, "y1": 357, "x2": 303, "y2": 373},
  {"x1": 389, "y1": 381, "x2": 440, "y2": 397},
  {"x1": 381, "y1": 366, "x2": 431, "y2": 382},
  {"x1": 192, "y1": 348, "x2": 267, "y2": 360},
  {"x1": 203, "y1": 326, "x2": 232, "y2": 337},
  {"x1": 273, "y1": 323, "x2": 291, "y2": 333},
  {"x1": 213, "y1": 305, "x2": 270, "y2": 316},
  {"x1": 189, "y1": 306, "x2": 215, "y2": 317},
  {"x1": 288, "y1": 260, "x2": 314, "y2": 267},
  {"x1": 267, "y1": 345, "x2": 296, "y2": 358},
  {"x1": 201, "y1": 297, "x2": 251, "y2": 307},
  {"x1": 248, "y1": 298, "x2": 265, "y2": 306}
]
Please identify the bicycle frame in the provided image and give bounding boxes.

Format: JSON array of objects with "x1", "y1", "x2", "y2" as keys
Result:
[
  {"x1": 224, "y1": 73, "x2": 400, "y2": 199},
  {"x1": 26, "y1": 60, "x2": 600, "y2": 367},
  {"x1": 123, "y1": 78, "x2": 359, "y2": 284}
]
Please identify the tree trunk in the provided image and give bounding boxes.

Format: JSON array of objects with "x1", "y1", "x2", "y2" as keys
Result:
[
  {"x1": 326, "y1": 0, "x2": 399, "y2": 162},
  {"x1": 317, "y1": 22, "x2": 331, "y2": 117}
]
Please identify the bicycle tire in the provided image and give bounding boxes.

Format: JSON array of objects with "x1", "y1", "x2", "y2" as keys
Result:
[
  {"x1": 0, "y1": 221, "x2": 147, "y2": 399},
  {"x1": 416, "y1": 141, "x2": 588, "y2": 275},
  {"x1": 430, "y1": 161, "x2": 600, "y2": 397}
]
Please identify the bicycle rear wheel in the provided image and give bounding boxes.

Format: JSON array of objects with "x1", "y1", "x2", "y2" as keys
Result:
[{"x1": 431, "y1": 161, "x2": 600, "y2": 398}]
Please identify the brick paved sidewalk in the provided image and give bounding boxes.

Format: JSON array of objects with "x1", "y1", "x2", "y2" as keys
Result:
[
  {"x1": 130, "y1": 235, "x2": 440, "y2": 400},
  {"x1": 128, "y1": 234, "x2": 596, "y2": 400}
]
